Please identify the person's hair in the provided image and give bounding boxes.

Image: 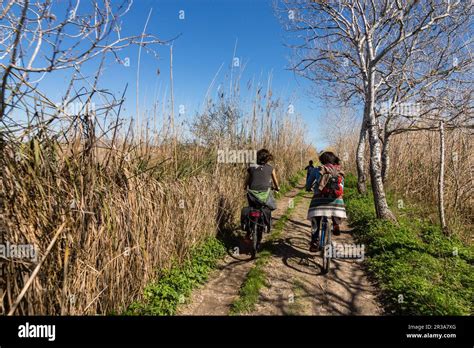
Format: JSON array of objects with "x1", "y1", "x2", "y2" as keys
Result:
[
  {"x1": 309, "y1": 160, "x2": 314, "y2": 165},
  {"x1": 256, "y1": 149, "x2": 273, "y2": 165},
  {"x1": 319, "y1": 151, "x2": 340, "y2": 165}
]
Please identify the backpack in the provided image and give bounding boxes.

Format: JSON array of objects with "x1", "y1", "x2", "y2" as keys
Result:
[{"x1": 320, "y1": 168, "x2": 344, "y2": 198}]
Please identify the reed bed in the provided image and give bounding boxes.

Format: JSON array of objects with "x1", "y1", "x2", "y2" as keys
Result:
[
  {"x1": 1, "y1": 80, "x2": 311, "y2": 315},
  {"x1": 386, "y1": 129, "x2": 473, "y2": 240}
]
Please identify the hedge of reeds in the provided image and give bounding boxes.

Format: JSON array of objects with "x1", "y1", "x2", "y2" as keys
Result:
[{"x1": 1, "y1": 111, "x2": 313, "y2": 315}]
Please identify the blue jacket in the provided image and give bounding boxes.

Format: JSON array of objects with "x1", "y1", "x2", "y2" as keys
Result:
[{"x1": 306, "y1": 166, "x2": 321, "y2": 192}]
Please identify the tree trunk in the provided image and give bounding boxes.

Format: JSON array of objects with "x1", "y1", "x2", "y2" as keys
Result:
[
  {"x1": 356, "y1": 118, "x2": 368, "y2": 194},
  {"x1": 381, "y1": 134, "x2": 390, "y2": 183},
  {"x1": 365, "y1": 70, "x2": 396, "y2": 221},
  {"x1": 438, "y1": 120, "x2": 448, "y2": 235}
]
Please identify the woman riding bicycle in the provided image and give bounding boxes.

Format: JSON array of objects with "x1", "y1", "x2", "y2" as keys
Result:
[
  {"x1": 243, "y1": 149, "x2": 280, "y2": 241},
  {"x1": 306, "y1": 151, "x2": 346, "y2": 252}
]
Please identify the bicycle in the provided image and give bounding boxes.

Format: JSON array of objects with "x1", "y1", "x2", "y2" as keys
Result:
[
  {"x1": 311, "y1": 216, "x2": 333, "y2": 274},
  {"x1": 245, "y1": 187, "x2": 278, "y2": 259}
]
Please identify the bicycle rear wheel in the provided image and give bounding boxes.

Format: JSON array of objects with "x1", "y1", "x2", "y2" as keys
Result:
[
  {"x1": 321, "y1": 218, "x2": 332, "y2": 274},
  {"x1": 250, "y1": 223, "x2": 258, "y2": 259}
]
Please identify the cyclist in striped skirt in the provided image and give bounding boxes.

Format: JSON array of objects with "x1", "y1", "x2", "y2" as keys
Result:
[{"x1": 306, "y1": 151, "x2": 347, "y2": 252}]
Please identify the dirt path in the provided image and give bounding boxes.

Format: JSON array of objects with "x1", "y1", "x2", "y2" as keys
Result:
[
  {"x1": 179, "y1": 184, "x2": 383, "y2": 316},
  {"x1": 177, "y1": 186, "x2": 302, "y2": 315},
  {"x1": 248, "y1": 189, "x2": 383, "y2": 315}
]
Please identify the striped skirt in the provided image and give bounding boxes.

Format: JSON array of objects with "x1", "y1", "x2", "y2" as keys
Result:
[{"x1": 307, "y1": 194, "x2": 347, "y2": 220}]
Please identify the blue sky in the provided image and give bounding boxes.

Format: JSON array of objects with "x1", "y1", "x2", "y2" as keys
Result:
[{"x1": 39, "y1": 0, "x2": 332, "y2": 149}]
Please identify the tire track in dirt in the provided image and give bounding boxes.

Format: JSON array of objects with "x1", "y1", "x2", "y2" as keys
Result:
[
  {"x1": 248, "y1": 191, "x2": 383, "y2": 316},
  {"x1": 177, "y1": 185, "x2": 303, "y2": 315}
]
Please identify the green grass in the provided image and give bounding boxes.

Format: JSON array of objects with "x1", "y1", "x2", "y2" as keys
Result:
[
  {"x1": 344, "y1": 174, "x2": 474, "y2": 315},
  {"x1": 229, "y1": 250, "x2": 271, "y2": 314},
  {"x1": 123, "y1": 237, "x2": 226, "y2": 315},
  {"x1": 269, "y1": 189, "x2": 306, "y2": 241},
  {"x1": 276, "y1": 170, "x2": 305, "y2": 197},
  {"x1": 230, "y1": 188, "x2": 307, "y2": 315}
]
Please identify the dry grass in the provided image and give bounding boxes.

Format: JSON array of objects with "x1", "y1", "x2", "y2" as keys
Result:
[
  {"x1": 385, "y1": 129, "x2": 473, "y2": 241},
  {"x1": 0, "y1": 79, "x2": 312, "y2": 315}
]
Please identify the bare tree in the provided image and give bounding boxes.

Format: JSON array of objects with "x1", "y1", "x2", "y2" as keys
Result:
[
  {"x1": 279, "y1": 0, "x2": 472, "y2": 220},
  {"x1": 0, "y1": 1, "x2": 165, "y2": 302},
  {"x1": 0, "y1": 0, "x2": 165, "y2": 149},
  {"x1": 373, "y1": 11, "x2": 473, "y2": 182}
]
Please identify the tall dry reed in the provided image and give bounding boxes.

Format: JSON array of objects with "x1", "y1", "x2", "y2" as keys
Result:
[{"x1": 1, "y1": 77, "x2": 312, "y2": 315}]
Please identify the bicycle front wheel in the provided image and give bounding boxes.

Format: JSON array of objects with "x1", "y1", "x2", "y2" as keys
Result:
[{"x1": 321, "y1": 218, "x2": 332, "y2": 274}]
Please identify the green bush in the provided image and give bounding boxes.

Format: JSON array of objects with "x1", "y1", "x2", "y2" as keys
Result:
[{"x1": 344, "y1": 174, "x2": 473, "y2": 315}]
